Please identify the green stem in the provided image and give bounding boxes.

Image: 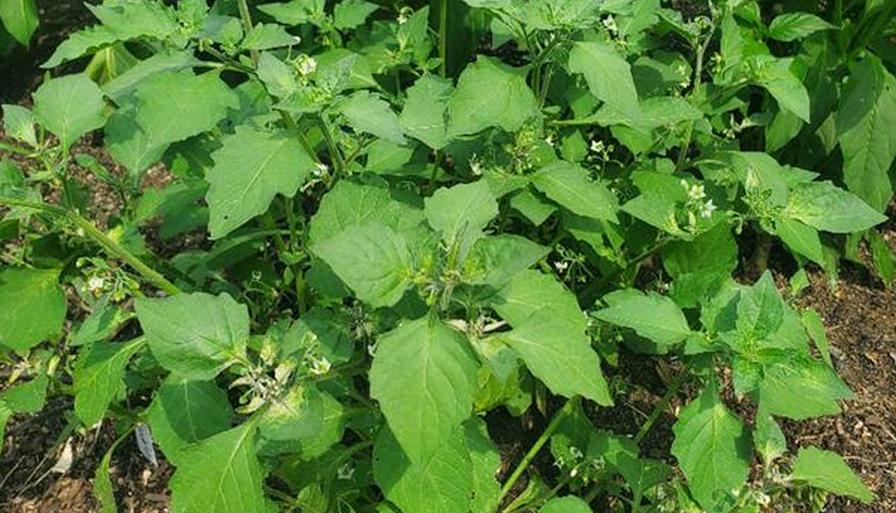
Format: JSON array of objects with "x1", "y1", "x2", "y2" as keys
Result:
[
  {"x1": 438, "y1": 0, "x2": 448, "y2": 76},
  {"x1": 497, "y1": 397, "x2": 580, "y2": 506},
  {"x1": 0, "y1": 197, "x2": 181, "y2": 296},
  {"x1": 318, "y1": 114, "x2": 345, "y2": 179},
  {"x1": 676, "y1": 20, "x2": 715, "y2": 173},
  {"x1": 633, "y1": 363, "x2": 691, "y2": 445},
  {"x1": 0, "y1": 141, "x2": 34, "y2": 157},
  {"x1": 236, "y1": 0, "x2": 260, "y2": 66}
]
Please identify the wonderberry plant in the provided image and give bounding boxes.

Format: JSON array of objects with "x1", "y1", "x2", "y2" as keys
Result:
[{"x1": 0, "y1": 0, "x2": 894, "y2": 512}]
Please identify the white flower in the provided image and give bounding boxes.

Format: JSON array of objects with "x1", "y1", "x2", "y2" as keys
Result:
[
  {"x1": 602, "y1": 15, "x2": 618, "y2": 35},
  {"x1": 297, "y1": 55, "x2": 317, "y2": 76},
  {"x1": 309, "y1": 355, "x2": 332, "y2": 376},
  {"x1": 313, "y1": 162, "x2": 329, "y2": 178},
  {"x1": 569, "y1": 446, "x2": 584, "y2": 460},
  {"x1": 469, "y1": 156, "x2": 483, "y2": 176},
  {"x1": 397, "y1": 12, "x2": 408, "y2": 24},
  {"x1": 699, "y1": 199, "x2": 716, "y2": 219},
  {"x1": 553, "y1": 260, "x2": 569, "y2": 273},
  {"x1": 590, "y1": 140, "x2": 605, "y2": 154},
  {"x1": 337, "y1": 462, "x2": 356, "y2": 480},
  {"x1": 687, "y1": 183, "x2": 706, "y2": 201},
  {"x1": 88, "y1": 276, "x2": 105, "y2": 293}
]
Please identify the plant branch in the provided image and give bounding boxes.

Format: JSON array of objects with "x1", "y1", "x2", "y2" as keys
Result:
[
  {"x1": 438, "y1": 0, "x2": 448, "y2": 77},
  {"x1": 497, "y1": 397, "x2": 580, "y2": 507},
  {"x1": 633, "y1": 363, "x2": 691, "y2": 445},
  {"x1": 0, "y1": 197, "x2": 181, "y2": 296}
]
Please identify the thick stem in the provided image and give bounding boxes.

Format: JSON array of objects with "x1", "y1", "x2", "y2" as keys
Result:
[
  {"x1": 0, "y1": 197, "x2": 181, "y2": 296},
  {"x1": 497, "y1": 397, "x2": 580, "y2": 506}
]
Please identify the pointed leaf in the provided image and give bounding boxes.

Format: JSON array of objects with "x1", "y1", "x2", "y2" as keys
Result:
[
  {"x1": 73, "y1": 339, "x2": 146, "y2": 425},
  {"x1": 0, "y1": 267, "x2": 66, "y2": 350},
  {"x1": 531, "y1": 161, "x2": 617, "y2": 222},
  {"x1": 33, "y1": 74, "x2": 107, "y2": 149},
  {"x1": 791, "y1": 447, "x2": 873, "y2": 503},
  {"x1": 448, "y1": 56, "x2": 538, "y2": 136},
  {"x1": 568, "y1": 42, "x2": 640, "y2": 119}
]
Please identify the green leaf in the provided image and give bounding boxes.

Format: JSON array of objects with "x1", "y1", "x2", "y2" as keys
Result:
[
  {"x1": 784, "y1": 181, "x2": 886, "y2": 233},
  {"x1": 206, "y1": 126, "x2": 314, "y2": 239},
  {"x1": 135, "y1": 293, "x2": 250, "y2": 380},
  {"x1": 448, "y1": 56, "x2": 539, "y2": 136},
  {"x1": 671, "y1": 386, "x2": 751, "y2": 512},
  {"x1": 495, "y1": 272, "x2": 612, "y2": 405},
  {"x1": 531, "y1": 161, "x2": 617, "y2": 222},
  {"x1": 2, "y1": 104, "x2": 36, "y2": 146},
  {"x1": 735, "y1": 271, "x2": 784, "y2": 341},
  {"x1": 754, "y1": 56, "x2": 810, "y2": 123},
  {"x1": 307, "y1": 179, "x2": 426, "y2": 245},
  {"x1": 1, "y1": 375, "x2": 48, "y2": 413},
  {"x1": 133, "y1": 70, "x2": 239, "y2": 146},
  {"x1": 0, "y1": 267, "x2": 66, "y2": 351},
  {"x1": 0, "y1": 0, "x2": 38, "y2": 46},
  {"x1": 33, "y1": 74, "x2": 107, "y2": 149},
  {"x1": 373, "y1": 426, "x2": 473, "y2": 513},
  {"x1": 241, "y1": 23, "x2": 295, "y2": 50},
  {"x1": 42, "y1": 25, "x2": 119, "y2": 68},
  {"x1": 333, "y1": 0, "x2": 378, "y2": 30},
  {"x1": 258, "y1": 0, "x2": 325, "y2": 26},
  {"x1": 146, "y1": 377, "x2": 233, "y2": 464},
  {"x1": 759, "y1": 358, "x2": 853, "y2": 420},
  {"x1": 104, "y1": 101, "x2": 168, "y2": 176},
  {"x1": 370, "y1": 316, "x2": 478, "y2": 462},
  {"x1": 837, "y1": 58, "x2": 896, "y2": 212},
  {"x1": 313, "y1": 222, "x2": 414, "y2": 309},
  {"x1": 595, "y1": 289, "x2": 692, "y2": 347},
  {"x1": 791, "y1": 447, "x2": 873, "y2": 503},
  {"x1": 767, "y1": 13, "x2": 835, "y2": 42},
  {"x1": 753, "y1": 412, "x2": 786, "y2": 465},
  {"x1": 424, "y1": 180, "x2": 498, "y2": 248},
  {"x1": 339, "y1": 90, "x2": 406, "y2": 145},
  {"x1": 88, "y1": 0, "x2": 179, "y2": 41},
  {"x1": 465, "y1": 418, "x2": 501, "y2": 513},
  {"x1": 73, "y1": 338, "x2": 146, "y2": 426},
  {"x1": 540, "y1": 496, "x2": 592, "y2": 513},
  {"x1": 775, "y1": 217, "x2": 825, "y2": 265},
  {"x1": 568, "y1": 42, "x2": 640, "y2": 120},
  {"x1": 400, "y1": 74, "x2": 453, "y2": 149},
  {"x1": 169, "y1": 423, "x2": 267, "y2": 513},
  {"x1": 94, "y1": 442, "x2": 118, "y2": 513},
  {"x1": 466, "y1": 234, "x2": 549, "y2": 287}
]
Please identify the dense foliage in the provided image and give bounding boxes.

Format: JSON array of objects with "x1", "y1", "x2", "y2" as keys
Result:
[{"x1": 1, "y1": 0, "x2": 895, "y2": 512}]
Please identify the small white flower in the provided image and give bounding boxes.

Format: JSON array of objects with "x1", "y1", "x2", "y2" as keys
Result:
[
  {"x1": 397, "y1": 12, "x2": 408, "y2": 24},
  {"x1": 687, "y1": 183, "x2": 706, "y2": 201},
  {"x1": 297, "y1": 55, "x2": 317, "y2": 76},
  {"x1": 309, "y1": 355, "x2": 332, "y2": 376},
  {"x1": 553, "y1": 260, "x2": 569, "y2": 273},
  {"x1": 590, "y1": 140, "x2": 605, "y2": 154},
  {"x1": 602, "y1": 15, "x2": 618, "y2": 35},
  {"x1": 337, "y1": 462, "x2": 356, "y2": 480},
  {"x1": 569, "y1": 446, "x2": 584, "y2": 460},
  {"x1": 469, "y1": 157, "x2": 483, "y2": 176},
  {"x1": 699, "y1": 199, "x2": 716, "y2": 219},
  {"x1": 88, "y1": 276, "x2": 105, "y2": 293},
  {"x1": 313, "y1": 162, "x2": 329, "y2": 177}
]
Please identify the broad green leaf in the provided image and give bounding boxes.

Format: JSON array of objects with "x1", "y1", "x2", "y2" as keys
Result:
[
  {"x1": 2, "y1": 104, "x2": 36, "y2": 146},
  {"x1": 791, "y1": 447, "x2": 873, "y2": 503},
  {"x1": 313, "y1": 222, "x2": 413, "y2": 309},
  {"x1": 307, "y1": 179, "x2": 426, "y2": 245},
  {"x1": 735, "y1": 272, "x2": 784, "y2": 342},
  {"x1": 42, "y1": 25, "x2": 119, "y2": 68},
  {"x1": 88, "y1": 0, "x2": 179, "y2": 41},
  {"x1": 511, "y1": 189, "x2": 556, "y2": 226},
  {"x1": 759, "y1": 358, "x2": 853, "y2": 420},
  {"x1": 400, "y1": 74, "x2": 453, "y2": 149},
  {"x1": 784, "y1": 181, "x2": 886, "y2": 233},
  {"x1": 837, "y1": 58, "x2": 896, "y2": 212},
  {"x1": 531, "y1": 161, "x2": 617, "y2": 222},
  {"x1": 0, "y1": 267, "x2": 66, "y2": 350},
  {"x1": 595, "y1": 289, "x2": 692, "y2": 347},
  {"x1": 370, "y1": 317, "x2": 478, "y2": 462},
  {"x1": 169, "y1": 423, "x2": 267, "y2": 513},
  {"x1": 146, "y1": 377, "x2": 233, "y2": 464},
  {"x1": 134, "y1": 70, "x2": 239, "y2": 146},
  {"x1": 206, "y1": 126, "x2": 314, "y2": 239},
  {"x1": 338, "y1": 90, "x2": 406, "y2": 145},
  {"x1": 617, "y1": 454, "x2": 672, "y2": 498},
  {"x1": 135, "y1": 293, "x2": 250, "y2": 380},
  {"x1": 662, "y1": 223, "x2": 737, "y2": 306},
  {"x1": 73, "y1": 338, "x2": 146, "y2": 425},
  {"x1": 671, "y1": 386, "x2": 750, "y2": 512},
  {"x1": 241, "y1": 23, "x2": 295, "y2": 50},
  {"x1": 568, "y1": 42, "x2": 640, "y2": 120},
  {"x1": 0, "y1": 375, "x2": 48, "y2": 413},
  {"x1": 424, "y1": 180, "x2": 498, "y2": 247},
  {"x1": 0, "y1": 0, "x2": 38, "y2": 46},
  {"x1": 333, "y1": 0, "x2": 378, "y2": 29},
  {"x1": 466, "y1": 234, "x2": 549, "y2": 287},
  {"x1": 754, "y1": 56, "x2": 810, "y2": 123},
  {"x1": 768, "y1": 13, "x2": 835, "y2": 42},
  {"x1": 465, "y1": 418, "x2": 501, "y2": 512},
  {"x1": 33, "y1": 74, "x2": 107, "y2": 149},
  {"x1": 540, "y1": 496, "x2": 592, "y2": 513},
  {"x1": 448, "y1": 56, "x2": 538, "y2": 136},
  {"x1": 373, "y1": 427, "x2": 473, "y2": 513},
  {"x1": 103, "y1": 51, "x2": 201, "y2": 102},
  {"x1": 775, "y1": 217, "x2": 825, "y2": 265},
  {"x1": 495, "y1": 272, "x2": 611, "y2": 405},
  {"x1": 104, "y1": 101, "x2": 168, "y2": 176},
  {"x1": 753, "y1": 412, "x2": 786, "y2": 465},
  {"x1": 258, "y1": 0, "x2": 325, "y2": 26}
]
